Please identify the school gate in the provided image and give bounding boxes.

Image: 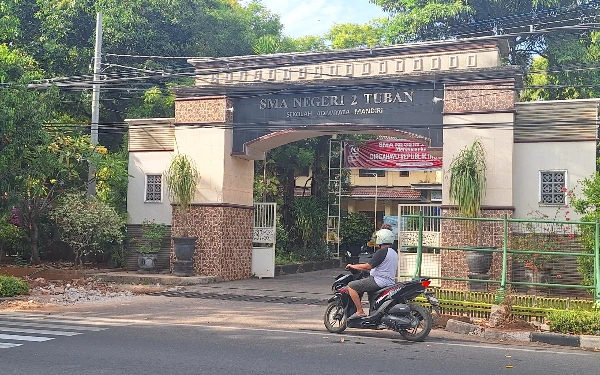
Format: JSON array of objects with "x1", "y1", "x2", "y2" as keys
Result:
[{"x1": 127, "y1": 39, "x2": 518, "y2": 280}]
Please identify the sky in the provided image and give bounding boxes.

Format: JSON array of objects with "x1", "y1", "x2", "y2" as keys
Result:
[{"x1": 252, "y1": 0, "x2": 388, "y2": 38}]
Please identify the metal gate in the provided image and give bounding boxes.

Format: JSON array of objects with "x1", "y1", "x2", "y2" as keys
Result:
[
  {"x1": 397, "y1": 204, "x2": 442, "y2": 287},
  {"x1": 252, "y1": 202, "x2": 277, "y2": 278}
]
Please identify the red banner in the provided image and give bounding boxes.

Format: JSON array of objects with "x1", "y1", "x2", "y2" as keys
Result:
[{"x1": 344, "y1": 140, "x2": 442, "y2": 170}]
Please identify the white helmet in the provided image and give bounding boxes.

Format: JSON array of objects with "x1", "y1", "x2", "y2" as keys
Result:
[{"x1": 375, "y1": 229, "x2": 395, "y2": 245}]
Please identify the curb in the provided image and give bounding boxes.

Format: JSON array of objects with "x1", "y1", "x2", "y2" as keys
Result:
[
  {"x1": 445, "y1": 319, "x2": 600, "y2": 350},
  {"x1": 93, "y1": 273, "x2": 220, "y2": 286}
]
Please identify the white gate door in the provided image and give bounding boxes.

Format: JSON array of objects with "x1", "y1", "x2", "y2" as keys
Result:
[
  {"x1": 397, "y1": 204, "x2": 442, "y2": 287},
  {"x1": 252, "y1": 203, "x2": 277, "y2": 278}
]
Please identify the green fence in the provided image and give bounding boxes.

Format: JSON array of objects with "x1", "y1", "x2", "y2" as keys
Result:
[{"x1": 400, "y1": 213, "x2": 600, "y2": 307}]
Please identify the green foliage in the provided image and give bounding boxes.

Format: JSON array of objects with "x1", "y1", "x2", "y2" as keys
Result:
[
  {"x1": 327, "y1": 20, "x2": 386, "y2": 49},
  {"x1": 340, "y1": 211, "x2": 373, "y2": 246},
  {"x1": 569, "y1": 174, "x2": 600, "y2": 287},
  {"x1": 165, "y1": 154, "x2": 199, "y2": 236},
  {"x1": 0, "y1": 275, "x2": 29, "y2": 297},
  {"x1": 135, "y1": 219, "x2": 168, "y2": 254},
  {"x1": 51, "y1": 192, "x2": 124, "y2": 266},
  {"x1": 509, "y1": 207, "x2": 571, "y2": 270},
  {"x1": 448, "y1": 139, "x2": 487, "y2": 218},
  {"x1": 293, "y1": 197, "x2": 326, "y2": 250},
  {"x1": 0, "y1": 213, "x2": 25, "y2": 256},
  {"x1": 126, "y1": 86, "x2": 175, "y2": 119},
  {"x1": 547, "y1": 309, "x2": 600, "y2": 335}
]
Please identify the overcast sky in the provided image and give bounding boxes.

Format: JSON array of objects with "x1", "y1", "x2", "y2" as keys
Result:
[{"x1": 251, "y1": 0, "x2": 388, "y2": 38}]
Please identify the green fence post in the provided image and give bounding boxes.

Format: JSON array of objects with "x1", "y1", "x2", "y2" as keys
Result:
[
  {"x1": 495, "y1": 214, "x2": 509, "y2": 304},
  {"x1": 595, "y1": 219, "x2": 600, "y2": 308},
  {"x1": 414, "y1": 210, "x2": 424, "y2": 279}
]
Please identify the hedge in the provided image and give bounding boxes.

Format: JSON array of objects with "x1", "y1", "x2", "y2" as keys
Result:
[
  {"x1": 547, "y1": 309, "x2": 600, "y2": 336},
  {"x1": 0, "y1": 275, "x2": 30, "y2": 297}
]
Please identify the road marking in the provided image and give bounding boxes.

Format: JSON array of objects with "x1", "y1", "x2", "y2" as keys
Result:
[
  {"x1": 0, "y1": 333, "x2": 54, "y2": 342},
  {"x1": 0, "y1": 321, "x2": 105, "y2": 331},
  {"x1": 0, "y1": 342, "x2": 23, "y2": 349},
  {"x1": 0, "y1": 313, "x2": 115, "y2": 350},
  {"x1": 0, "y1": 315, "x2": 123, "y2": 327},
  {"x1": 0, "y1": 326, "x2": 82, "y2": 336}
]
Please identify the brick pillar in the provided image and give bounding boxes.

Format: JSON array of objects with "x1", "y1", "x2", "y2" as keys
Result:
[
  {"x1": 440, "y1": 208, "x2": 513, "y2": 291},
  {"x1": 441, "y1": 79, "x2": 516, "y2": 291},
  {"x1": 172, "y1": 96, "x2": 254, "y2": 280}
]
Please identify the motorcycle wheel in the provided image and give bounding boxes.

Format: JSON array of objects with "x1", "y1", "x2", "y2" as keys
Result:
[
  {"x1": 399, "y1": 304, "x2": 433, "y2": 342},
  {"x1": 324, "y1": 301, "x2": 347, "y2": 333}
]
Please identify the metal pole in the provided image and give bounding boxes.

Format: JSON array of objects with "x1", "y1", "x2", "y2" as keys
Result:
[
  {"x1": 594, "y1": 219, "x2": 600, "y2": 308},
  {"x1": 88, "y1": 12, "x2": 102, "y2": 196},
  {"x1": 414, "y1": 210, "x2": 423, "y2": 278},
  {"x1": 496, "y1": 213, "x2": 509, "y2": 304},
  {"x1": 374, "y1": 173, "x2": 378, "y2": 233}
]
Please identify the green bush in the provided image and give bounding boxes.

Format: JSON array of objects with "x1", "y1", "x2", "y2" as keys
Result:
[
  {"x1": 547, "y1": 309, "x2": 600, "y2": 335},
  {"x1": 0, "y1": 275, "x2": 29, "y2": 297}
]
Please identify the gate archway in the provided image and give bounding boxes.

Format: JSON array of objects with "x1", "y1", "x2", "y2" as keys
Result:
[{"x1": 128, "y1": 39, "x2": 518, "y2": 280}]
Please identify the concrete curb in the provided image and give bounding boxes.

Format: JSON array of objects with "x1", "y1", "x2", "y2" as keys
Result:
[
  {"x1": 93, "y1": 272, "x2": 220, "y2": 286},
  {"x1": 445, "y1": 319, "x2": 600, "y2": 350}
]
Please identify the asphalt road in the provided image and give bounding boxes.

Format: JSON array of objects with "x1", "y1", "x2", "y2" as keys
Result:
[{"x1": 0, "y1": 311, "x2": 597, "y2": 375}]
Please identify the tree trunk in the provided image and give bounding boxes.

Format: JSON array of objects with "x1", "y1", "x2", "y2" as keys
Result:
[
  {"x1": 30, "y1": 220, "x2": 40, "y2": 264},
  {"x1": 311, "y1": 136, "x2": 330, "y2": 201},
  {"x1": 281, "y1": 167, "x2": 296, "y2": 235}
]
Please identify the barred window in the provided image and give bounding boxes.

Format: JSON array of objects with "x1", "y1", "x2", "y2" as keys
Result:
[
  {"x1": 540, "y1": 171, "x2": 566, "y2": 205},
  {"x1": 145, "y1": 174, "x2": 162, "y2": 202},
  {"x1": 359, "y1": 169, "x2": 385, "y2": 177}
]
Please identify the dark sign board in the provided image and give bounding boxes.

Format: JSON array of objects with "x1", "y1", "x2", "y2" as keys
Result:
[{"x1": 231, "y1": 84, "x2": 443, "y2": 153}]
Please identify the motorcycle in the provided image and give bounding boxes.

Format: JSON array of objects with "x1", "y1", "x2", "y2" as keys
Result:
[{"x1": 323, "y1": 268, "x2": 441, "y2": 341}]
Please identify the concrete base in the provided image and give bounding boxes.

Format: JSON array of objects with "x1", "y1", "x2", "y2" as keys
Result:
[
  {"x1": 172, "y1": 260, "x2": 194, "y2": 277},
  {"x1": 93, "y1": 272, "x2": 219, "y2": 286}
]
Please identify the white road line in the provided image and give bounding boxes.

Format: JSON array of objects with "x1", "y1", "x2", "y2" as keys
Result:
[
  {"x1": 0, "y1": 333, "x2": 54, "y2": 342},
  {"x1": 0, "y1": 326, "x2": 82, "y2": 336},
  {"x1": 0, "y1": 312, "x2": 129, "y2": 324},
  {"x1": 0, "y1": 342, "x2": 23, "y2": 349},
  {"x1": 0, "y1": 315, "x2": 122, "y2": 326},
  {"x1": 0, "y1": 321, "x2": 105, "y2": 332}
]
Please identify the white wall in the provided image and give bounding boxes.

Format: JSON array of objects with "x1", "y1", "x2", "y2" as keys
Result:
[
  {"x1": 127, "y1": 151, "x2": 173, "y2": 225},
  {"x1": 513, "y1": 141, "x2": 596, "y2": 220},
  {"x1": 443, "y1": 113, "x2": 515, "y2": 207}
]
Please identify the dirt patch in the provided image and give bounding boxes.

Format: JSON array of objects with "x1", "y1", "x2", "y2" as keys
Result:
[
  {"x1": 0, "y1": 277, "x2": 174, "y2": 311},
  {"x1": 496, "y1": 318, "x2": 535, "y2": 331}
]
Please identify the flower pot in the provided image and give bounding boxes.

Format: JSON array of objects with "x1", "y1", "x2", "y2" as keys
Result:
[
  {"x1": 525, "y1": 268, "x2": 551, "y2": 285},
  {"x1": 173, "y1": 237, "x2": 197, "y2": 261},
  {"x1": 138, "y1": 253, "x2": 158, "y2": 270},
  {"x1": 466, "y1": 248, "x2": 493, "y2": 274}
]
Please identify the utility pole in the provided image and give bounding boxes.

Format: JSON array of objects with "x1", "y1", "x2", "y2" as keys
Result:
[{"x1": 88, "y1": 12, "x2": 103, "y2": 196}]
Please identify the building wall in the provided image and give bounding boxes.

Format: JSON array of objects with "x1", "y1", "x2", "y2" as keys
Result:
[
  {"x1": 127, "y1": 151, "x2": 173, "y2": 225},
  {"x1": 442, "y1": 112, "x2": 515, "y2": 207},
  {"x1": 513, "y1": 141, "x2": 596, "y2": 220}
]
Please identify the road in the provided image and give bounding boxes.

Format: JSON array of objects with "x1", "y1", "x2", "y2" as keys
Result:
[{"x1": 1, "y1": 269, "x2": 598, "y2": 374}]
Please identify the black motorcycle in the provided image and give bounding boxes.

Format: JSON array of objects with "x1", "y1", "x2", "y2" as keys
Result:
[{"x1": 324, "y1": 270, "x2": 440, "y2": 341}]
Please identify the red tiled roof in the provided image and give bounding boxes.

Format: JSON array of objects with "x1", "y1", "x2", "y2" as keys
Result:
[
  {"x1": 348, "y1": 187, "x2": 422, "y2": 199},
  {"x1": 293, "y1": 186, "x2": 421, "y2": 200}
]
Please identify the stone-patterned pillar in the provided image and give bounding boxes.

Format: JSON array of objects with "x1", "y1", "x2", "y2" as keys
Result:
[
  {"x1": 172, "y1": 96, "x2": 254, "y2": 280},
  {"x1": 441, "y1": 79, "x2": 516, "y2": 291}
]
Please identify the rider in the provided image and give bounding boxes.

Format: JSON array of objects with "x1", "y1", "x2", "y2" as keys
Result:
[{"x1": 346, "y1": 228, "x2": 398, "y2": 319}]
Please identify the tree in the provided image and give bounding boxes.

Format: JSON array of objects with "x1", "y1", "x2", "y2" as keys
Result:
[
  {"x1": 327, "y1": 21, "x2": 386, "y2": 49},
  {"x1": 51, "y1": 192, "x2": 124, "y2": 266}
]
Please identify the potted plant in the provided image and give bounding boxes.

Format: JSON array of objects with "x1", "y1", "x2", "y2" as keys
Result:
[
  {"x1": 135, "y1": 219, "x2": 168, "y2": 272},
  {"x1": 165, "y1": 154, "x2": 199, "y2": 276},
  {"x1": 448, "y1": 139, "x2": 492, "y2": 275}
]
